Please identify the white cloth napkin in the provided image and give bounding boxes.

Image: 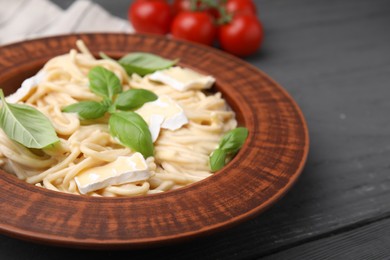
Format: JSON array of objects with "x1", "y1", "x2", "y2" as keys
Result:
[{"x1": 0, "y1": 0, "x2": 133, "y2": 46}]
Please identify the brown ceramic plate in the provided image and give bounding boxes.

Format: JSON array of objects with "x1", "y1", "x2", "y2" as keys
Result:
[{"x1": 0, "y1": 33, "x2": 309, "y2": 249}]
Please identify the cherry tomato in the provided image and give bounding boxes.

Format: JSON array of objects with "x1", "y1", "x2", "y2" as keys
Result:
[
  {"x1": 226, "y1": 0, "x2": 256, "y2": 16},
  {"x1": 171, "y1": 11, "x2": 217, "y2": 46},
  {"x1": 172, "y1": 0, "x2": 218, "y2": 19},
  {"x1": 172, "y1": 0, "x2": 192, "y2": 16},
  {"x1": 129, "y1": 0, "x2": 172, "y2": 35},
  {"x1": 218, "y1": 15, "x2": 264, "y2": 57}
]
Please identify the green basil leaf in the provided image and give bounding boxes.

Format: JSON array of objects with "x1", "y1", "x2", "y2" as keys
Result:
[
  {"x1": 219, "y1": 127, "x2": 249, "y2": 153},
  {"x1": 88, "y1": 66, "x2": 122, "y2": 99},
  {"x1": 0, "y1": 89, "x2": 59, "y2": 149},
  {"x1": 108, "y1": 104, "x2": 117, "y2": 114},
  {"x1": 209, "y1": 127, "x2": 248, "y2": 172},
  {"x1": 109, "y1": 111, "x2": 153, "y2": 158},
  {"x1": 62, "y1": 101, "x2": 108, "y2": 120},
  {"x1": 118, "y1": 52, "x2": 177, "y2": 76},
  {"x1": 114, "y1": 89, "x2": 158, "y2": 110},
  {"x1": 210, "y1": 149, "x2": 227, "y2": 172}
]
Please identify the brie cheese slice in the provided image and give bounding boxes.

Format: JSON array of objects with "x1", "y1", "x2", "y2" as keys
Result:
[
  {"x1": 75, "y1": 152, "x2": 151, "y2": 194},
  {"x1": 148, "y1": 114, "x2": 165, "y2": 142},
  {"x1": 136, "y1": 95, "x2": 188, "y2": 142},
  {"x1": 149, "y1": 67, "x2": 215, "y2": 92}
]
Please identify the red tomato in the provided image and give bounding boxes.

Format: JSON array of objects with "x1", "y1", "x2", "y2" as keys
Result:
[
  {"x1": 171, "y1": 11, "x2": 217, "y2": 46},
  {"x1": 172, "y1": 0, "x2": 218, "y2": 19},
  {"x1": 218, "y1": 15, "x2": 264, "y2": 57},
  {"x1": 172, "y1": 0, "x2": 192, "y2": 16},
  {"x1": 129, "y1": 0, "x2": 172, "y2": 35},
  {"x1": 226, "y1": 0, "x2": 257, "y2": 16}
]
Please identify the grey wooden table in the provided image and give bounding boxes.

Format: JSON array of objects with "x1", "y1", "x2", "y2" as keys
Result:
[{"x1": 1, "y1": 0, "x2": 390, "y2": 259}]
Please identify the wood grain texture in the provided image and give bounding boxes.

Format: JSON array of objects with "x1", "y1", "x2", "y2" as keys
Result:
[
  {"x1": 0, "y1": 33, "x2": 308, "y2": 248},
  {"x1": 263, "y1": 217, "x2": 390, "y2": 260}
]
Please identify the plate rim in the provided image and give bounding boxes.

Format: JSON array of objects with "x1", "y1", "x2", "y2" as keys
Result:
[{"x1": 0, "y1": 33, "x2": 309, "y2": 249}]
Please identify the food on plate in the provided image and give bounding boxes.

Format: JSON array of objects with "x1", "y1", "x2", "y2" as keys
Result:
[{"x1": 0, "y1": 40, "x2": 247, "y2": 197}]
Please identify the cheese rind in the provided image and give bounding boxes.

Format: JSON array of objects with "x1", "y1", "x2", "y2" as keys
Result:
[
  {"x1": 75, "y1": 152, "x2": 151, "y2": 194},
  {"x1": 149, "y1": 67, "x2": 215, "y2": 92},
  {"x1": 148, "y1": 114, "x2": 165, "y2": 142},
  {"x1": 136, "y1": 95, "x2": 188, "y2": 142},
  {"x1": 6, "y1": 70, "x2": 45, "y2": 103}
]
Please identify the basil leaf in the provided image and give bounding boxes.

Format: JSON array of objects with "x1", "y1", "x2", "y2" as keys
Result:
[
  {"x1": 219, "y1": 127, "x2": 249, "y2": 153},
  {"x1": 210, "y1": 149, "x2": 227, "y2": 172},
  {"x1": 114, "y1": 89, "x2": 157, "y2": 110},
  {"x1": 109, "y1": 111, "x2": 153, "y2": 158},
  {"x1": 88, "y1": 66, "x2": 122, "y2": 99},
  {"x1": 62, "y1": 101, "x2": 108, "y2": 120},
  {"x1": 0, "y1": 89, "x2": 59, "y2": 149},
  {"x1": 209, "y1": 127, "x2": 248, "y2": 172},
  {"x1": 118, "y1": 52, "x2": 177, "y2": 76}
]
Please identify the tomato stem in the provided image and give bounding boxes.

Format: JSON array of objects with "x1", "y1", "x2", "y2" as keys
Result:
[
  {"x1": 216, "y1": 4, "x2": 232, "y2": 25},
  {"x1": 189, "y1": 0, "x2": 196, "y2": 11},
  {"x1": 194, "y1": 0, "x2": 232, "y2": 25}
]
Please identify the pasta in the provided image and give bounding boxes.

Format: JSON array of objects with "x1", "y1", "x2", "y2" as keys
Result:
[{"x1": 0, "y1": 40, "x2": 237, "y2": 197}]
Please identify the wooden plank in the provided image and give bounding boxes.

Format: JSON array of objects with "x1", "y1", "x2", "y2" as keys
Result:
[{"x1": 262, "y1": 217, "x2": 390, "y2": 260}]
